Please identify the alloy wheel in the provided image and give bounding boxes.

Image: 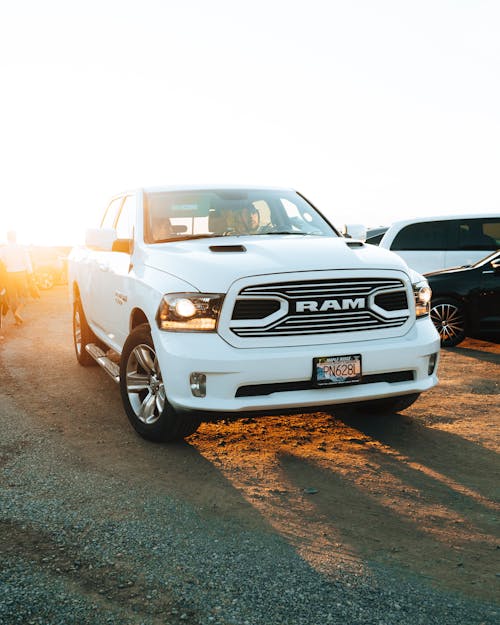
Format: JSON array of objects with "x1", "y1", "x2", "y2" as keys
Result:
[
  {"x1": 430, "y1": 302, "x2": 465, "y2": 346},
  {"x1": 125, "y1": 343, "x2": 166, "y2": 425}
]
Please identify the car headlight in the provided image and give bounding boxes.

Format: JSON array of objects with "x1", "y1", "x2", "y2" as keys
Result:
[
  {"x1": 157, "y1": 293, "x2": 224, "y2": 331},
  {"x1": 413, "y1": 280, "x2": 432, "y2": 318}
]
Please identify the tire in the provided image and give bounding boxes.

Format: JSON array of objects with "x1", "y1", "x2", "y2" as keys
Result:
[
  {"x1": 119, "y1": 324, "x2": 201, "y2": 442},
  {"x1": 73, "y1": 298, "x2": 99, "y2": 366},
  {"x1": 430, "y1": 298, "x2": 466, "y2": 347},
  {"x1": 351, "y1": 393, "x2": 421, "y2": 415}
]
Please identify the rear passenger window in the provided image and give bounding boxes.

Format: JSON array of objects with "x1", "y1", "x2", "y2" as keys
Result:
[
  {"x1": 484, "y1": 219, "x2": 500, "y2": 245},
  {"x1": 391, "y1": 221, "x2": 448, "y2": 251},
  {"x1": 450, "y1": 218, "x2": 500, "y2": 250}
]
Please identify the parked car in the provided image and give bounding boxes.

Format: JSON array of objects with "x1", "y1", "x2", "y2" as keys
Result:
[
  {"x1": 425, "y1": 251, "x2": 500, "y2": 346},
  {"x1": 342, "y1": 223, "x2": 367, "y2": 240},
  {"x1": 29, "y1": 246, "x2": 70, "y2": 289},
  {"x1": 365, "y1": 227, "x2": 388, "y2": 245},
  {"x1": 379, "y1": 213, "x2": 500, "y2": 273}
]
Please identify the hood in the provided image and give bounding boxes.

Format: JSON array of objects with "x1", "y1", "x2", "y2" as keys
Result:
[{"x1": 141, "y1": 235, "x2": 411, "y2": 292}]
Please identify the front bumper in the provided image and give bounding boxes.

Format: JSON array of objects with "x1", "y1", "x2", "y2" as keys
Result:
[{"x1": 152, "y1": 319, "x2": 440, "y2": 413}]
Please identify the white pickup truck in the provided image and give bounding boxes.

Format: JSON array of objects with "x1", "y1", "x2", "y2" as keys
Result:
[{"x1": 68, "y1": 186, "x2": 440, "y2": 442}]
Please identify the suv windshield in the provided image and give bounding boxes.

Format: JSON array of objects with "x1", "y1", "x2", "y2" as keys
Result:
[{"x1": 144, "y1": 188, "x2": 338, "y2": 243}]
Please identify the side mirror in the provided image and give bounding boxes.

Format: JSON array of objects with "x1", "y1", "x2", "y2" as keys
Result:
[
  {"x1": 85, "y1": 228, "x2": 117, "y2": 251},
  {"x1": 343, "y1": 223, "x2": 367, "y2": 241},
  {"x1": 112, "y1": 238, "x2": 133, "y2": 254}
]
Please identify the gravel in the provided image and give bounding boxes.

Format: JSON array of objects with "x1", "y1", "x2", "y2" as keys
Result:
[{"x1": 0, "y1": 408, "x2": 498, "y2": 625}]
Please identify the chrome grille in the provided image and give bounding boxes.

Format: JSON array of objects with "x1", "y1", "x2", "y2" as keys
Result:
[{"x1": 230, "y1": 277, "x2": 409, "y2": 337}]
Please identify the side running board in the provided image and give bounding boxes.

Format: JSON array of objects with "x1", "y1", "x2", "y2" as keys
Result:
[{"x1": 85, "y1": 344, "x2": 120, "y2": 383}]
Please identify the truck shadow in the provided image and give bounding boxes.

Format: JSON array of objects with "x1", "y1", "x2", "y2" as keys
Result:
[
  {"x1": 445, "y1": 335, "x2": 500, "y2": 365},
  {"x1": 333, "y1": 410, "x2": 499, "y2": 505},
  {"x1": 276, "y1": 448, "x2": 498, "y2": 601},
  {"x1": 444, "y1": 345, "x2": 500, "y2": 365}
]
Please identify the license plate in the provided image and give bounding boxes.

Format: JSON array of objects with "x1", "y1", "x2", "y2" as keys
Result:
[{"x1": 313, "y1": 354, "x2": 362, "y2": 386}]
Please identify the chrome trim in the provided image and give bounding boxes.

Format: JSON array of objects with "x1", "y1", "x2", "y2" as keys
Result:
[{"x1": 229, "y1": 277, "x2": 409, "y2": 337}]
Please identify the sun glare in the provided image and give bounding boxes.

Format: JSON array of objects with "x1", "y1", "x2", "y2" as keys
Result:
[{"x1": 3, "y1": 205, "x2": 90, "y2": 248}]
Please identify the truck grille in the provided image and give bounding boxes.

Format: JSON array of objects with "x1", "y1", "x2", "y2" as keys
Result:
[{"x1": 230, "y1": 277, "x2": 409, "y2": 338}]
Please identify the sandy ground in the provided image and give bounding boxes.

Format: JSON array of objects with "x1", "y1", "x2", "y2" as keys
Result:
[{"x1": 0, "y1": 286, "x2": 499, "y2": 604}]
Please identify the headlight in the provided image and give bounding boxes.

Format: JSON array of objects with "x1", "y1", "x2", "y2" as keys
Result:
[
  {"x1": 413, "y1": 280, "x2": 432, "y2": 318},
  {"x1": 157, "y1": 293, "x2": 224, "y2": 331}
]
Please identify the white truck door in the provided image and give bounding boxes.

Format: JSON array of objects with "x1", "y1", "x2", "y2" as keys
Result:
[{"x1": 96, "y1": 195, "x2": 137, "y2": 350}]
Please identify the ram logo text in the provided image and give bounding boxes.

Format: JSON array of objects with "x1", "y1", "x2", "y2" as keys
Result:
[{"x1": 296, "y1": 298, "x2": 366, "y2": 312}]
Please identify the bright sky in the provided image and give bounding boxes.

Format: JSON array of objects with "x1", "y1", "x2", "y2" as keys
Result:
[{"x1": 1, "y1": 0, "x2": 499, "y2": 245}]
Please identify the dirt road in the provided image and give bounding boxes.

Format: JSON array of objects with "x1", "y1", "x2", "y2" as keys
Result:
[{"x1": 0, "y1": 286, "x2": 499, "y2": 624}]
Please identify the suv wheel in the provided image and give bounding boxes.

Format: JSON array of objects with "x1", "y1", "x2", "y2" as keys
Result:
[{"x1": 430, "y1": 298, "x2": 466, "y2": 346}]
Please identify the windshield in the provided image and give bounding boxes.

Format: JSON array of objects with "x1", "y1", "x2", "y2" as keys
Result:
[{"x1": 144, "y1": 188, "x2": 338, "y2": 243}]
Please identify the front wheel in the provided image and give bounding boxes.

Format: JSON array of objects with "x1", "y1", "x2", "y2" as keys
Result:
[
  {"x1": 119, "y1": 325, "x2": 201, "y2": 442},
  {"x1": 430, "y1": 298, "x2": 466, "y2": 347}
]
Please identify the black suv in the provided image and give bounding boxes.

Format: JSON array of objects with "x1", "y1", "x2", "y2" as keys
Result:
[{"x1": 425, "y1": 251, "x2": 500, "y2": 346}]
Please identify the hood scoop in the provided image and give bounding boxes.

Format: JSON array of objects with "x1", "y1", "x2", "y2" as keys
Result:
[
  {"x1": 209, "y1": 244, "x2": 247, "y2": 253},
  {"x1": 345, "y1": 240, "x2": 365, "y2": 249}
]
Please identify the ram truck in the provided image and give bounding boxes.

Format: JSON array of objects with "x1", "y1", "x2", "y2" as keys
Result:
[{"x1": 68, "y1": 186, "x2": 440, "y2": 442}]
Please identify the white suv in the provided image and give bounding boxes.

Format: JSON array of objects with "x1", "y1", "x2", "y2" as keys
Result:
[{"x1": 378, "y1": 213, "x2": 500, "y2": 274}]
